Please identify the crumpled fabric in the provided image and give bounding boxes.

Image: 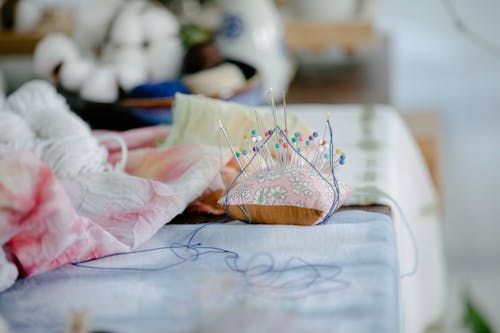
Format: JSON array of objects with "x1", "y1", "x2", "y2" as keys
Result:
[
  {"x1": 100, "y1": 125, "x2": 238, "y2": 215},
  {"x1": 0, "y1": 248, "x2": 16, "y2": 294},
  {"x1": 96, "y1": 125, "x2": 172, "y2": 156},
  {"x1": 0, "y1": 134, "x2": 231, "y2": 292}
]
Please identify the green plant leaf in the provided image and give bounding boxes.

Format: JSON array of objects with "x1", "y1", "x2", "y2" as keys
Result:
[{"x1": 463, "y1": 294, "x2": 493, "y2": 333}]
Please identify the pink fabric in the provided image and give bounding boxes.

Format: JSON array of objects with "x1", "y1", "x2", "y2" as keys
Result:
[
  {"x1": 1, "y1": 151, "x2": 127, "y2": 277},
  {"x1": 104, "y1": 126, "x2": 234, "y2": 215},
  {"x1": 95, "y1": 125, "x2": 171, "y2": 154},
  {"x1": 0, "y1": 133, "x2": 230, "y2": 289}
]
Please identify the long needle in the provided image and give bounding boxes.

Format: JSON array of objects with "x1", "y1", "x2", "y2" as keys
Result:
[
  {"x1": 269, "y1": 88, "x2": 278, "y2": 128},
  {"x1": 253, "y1": 110, "x2": 271, "y2": 169},
  {"x1": 218, "y1": 120, "x2": 247, "y2": 178},
  {"x1": 282, "y1": 90, "x2": 288, "y2": 135}
]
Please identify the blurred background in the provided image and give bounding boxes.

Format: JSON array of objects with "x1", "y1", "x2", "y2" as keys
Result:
[{"x1": 1, "y1": 0, "x2": 499, "y2": 332}]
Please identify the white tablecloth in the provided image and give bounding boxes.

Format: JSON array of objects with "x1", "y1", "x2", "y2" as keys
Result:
[
  {"x1": 286, "y1": 104, "x2": 445, "y2": 333},
  {"x1": 0, "y1": 210, "x2": 398, "y2": 333}
]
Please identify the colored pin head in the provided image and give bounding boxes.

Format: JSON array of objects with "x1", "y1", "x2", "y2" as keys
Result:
[
  {"x1": 251, "y1": 129, "x2": 257, "y2": 136},
  {"x1": 242, "y1": 149, "x2": 248, "y2": 155},
  {"x1": 313, "y1": 131, "x2": 319, "y2": 137},
  {"x1": 305, "y1": 140, "x2": 311, "y2": 146},
  {"x1": 339, "y1": 155, "x2": 346, "y2": 165},
  {"x1": 294, "y1": 132, "x2": 300, "y2": 138},
  {"x1": 235, "y1": 152, "x2": 241, "y2": 158}
]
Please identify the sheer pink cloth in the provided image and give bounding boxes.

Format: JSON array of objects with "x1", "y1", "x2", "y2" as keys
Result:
[{"x1": 0, "y1": 126, "x2": 231, "y2": 291}]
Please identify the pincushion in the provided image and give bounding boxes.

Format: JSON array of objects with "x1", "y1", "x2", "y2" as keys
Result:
[
  {"x1": 221, "y1": 164, "x2": 350, "y2": 225},
  {"x1": 216, "y1": 97, "x2": 350, "y2": 225}
]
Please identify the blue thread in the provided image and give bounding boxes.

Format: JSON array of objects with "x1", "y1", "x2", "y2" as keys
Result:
[
  {"x1": 73, "y1": 220, "x2": 349, "y2": 299},
  {"x1": 72, "y1": 123, "x2": 348, "y2": 296},
  {"x1": 71, "y1": 122, "x2": 351, "y2": 300},
  {"x1": 350, "y1": 188, "x2": 419, "y2": 279}
]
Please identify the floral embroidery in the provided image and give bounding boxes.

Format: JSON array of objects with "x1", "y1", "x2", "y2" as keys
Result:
[
  {"x1": 253, "y1": 189, "x2": 266, "y2": 205},
  {"x1": 284, "y1": 166, "x2": 301, "y2": 183},
  {"x1": 240, "y1": 190, "x2": 251, "y2": 199},
  {"x1": 266, "y1": 169, "x2": 281, "y2": 181},
  {"x1": 257, "y1": 171, "x2": 267, "y2": 184},
  {"x1": 219, "y1": 164, "x2": 350, "y2": 223},
  {"x1": 264, "y1": 186, "x2": 287, "y2": 203},
  {"x1": 293, "y1": 182, "x2": 315, "y2": 196}
]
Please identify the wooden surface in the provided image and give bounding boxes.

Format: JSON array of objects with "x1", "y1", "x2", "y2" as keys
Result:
[
  {"x1": 338, "y1": 204, "x2": 391, "y2": 216},
  {"x1": 287, "y1": 35, "x2": 390, "y2": 105},
  {"x1": 280, "y1": 0, "x2": 375, "y2": 52},
  {"x1": 0, "y1": 8, "x2": 73, "y2": 55},
  {"x1": 285, "y1": 20, "x2": 375, "y2": 52},
  {"x1": 402, "y1": 111, "x2": 441, "y2": 191}
]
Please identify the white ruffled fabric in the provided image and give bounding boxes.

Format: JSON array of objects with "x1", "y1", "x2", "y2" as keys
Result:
[
  {"x1": 0, "y1": 249, "x2": 17, "y2": 297},
  {"x1": 0, "y1": 81, "x2": 233, "y2": 296},
  {"x1": 7, "y1": 80, "x2": 69, "y2": 116},
  {"x1": 0, "y1": 111, "x2": 35, "y2": 150},
  {"x1": 2, "y1": 80, "x2": 114, "y2": 178}
]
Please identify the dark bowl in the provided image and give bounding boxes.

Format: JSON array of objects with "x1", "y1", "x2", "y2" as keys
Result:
[{"x1": 58, "y1": 59, "x2": 263, "y2": 131}]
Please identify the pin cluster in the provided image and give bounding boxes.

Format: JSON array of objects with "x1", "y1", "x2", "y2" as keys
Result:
[
  {"x1": 218, "y1": 90, "x2": 346, "y2": 178},
  {"x1": 232, "y1": 127, "x2": 347, "y2": 175}
]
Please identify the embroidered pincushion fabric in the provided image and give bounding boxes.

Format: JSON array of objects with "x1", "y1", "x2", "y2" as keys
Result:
[{"x1": 219, "y1": 165, "x2": 350, "y2": 225}]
